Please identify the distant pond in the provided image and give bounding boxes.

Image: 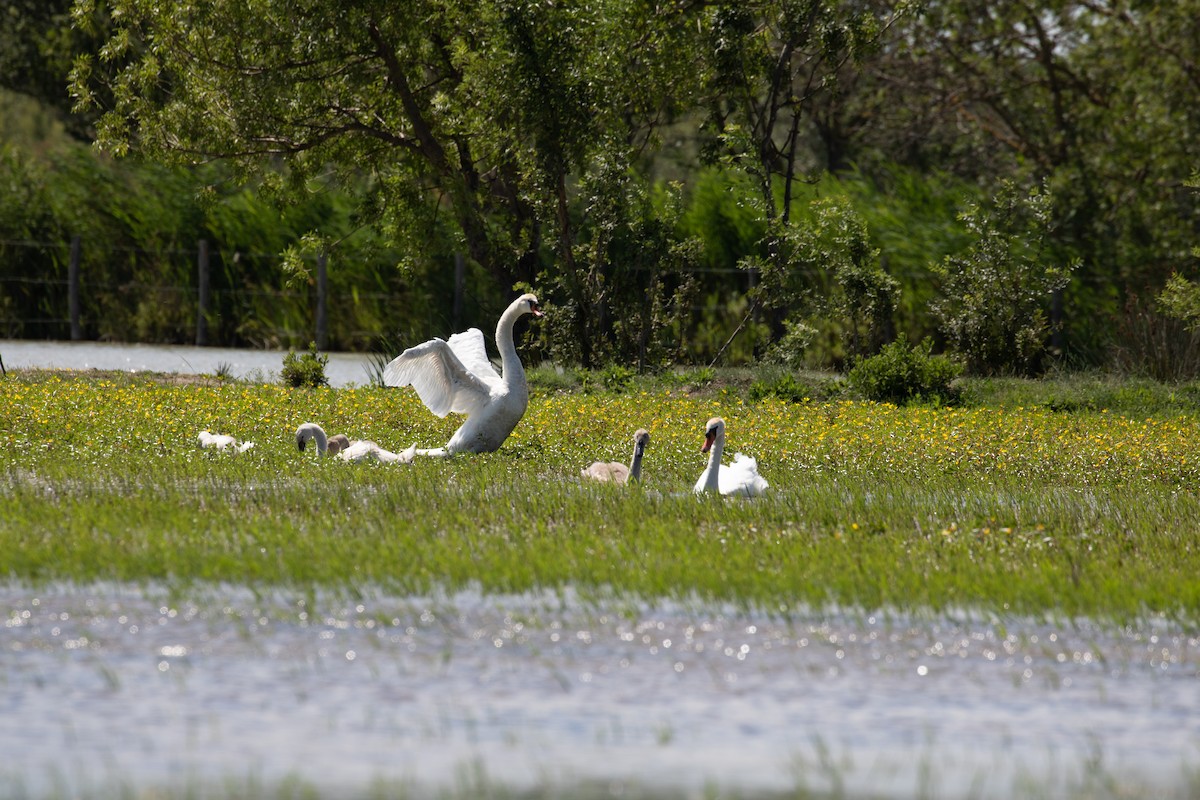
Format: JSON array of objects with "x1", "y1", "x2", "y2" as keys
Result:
[
  {"x1": 0, "y1": 339, "x2": 378, "y2": 387},
  {"x1": 3, "y1": 583, "x2": 1198, "y2": 799}
]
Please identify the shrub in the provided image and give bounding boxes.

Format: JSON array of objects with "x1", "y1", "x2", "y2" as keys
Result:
[
  {"x1": 846, "y1": 335, "x2": 961, "y2": 404},
  {"x1": 929, "y1": 181, "x2": 1076, "y2": 376},
  {"x1": 577, "y1": 363, "x2": 635, "y2": 394},
  {"x1": 747, "y1": 370, "x2": 843, "y2": 404},
  {"x1": 281, "y1": 342, "x2": 329, "y2": 388},
  {"x1": 749, "y1": 373, "x2": 813, "y2": 404},
  {"x1": 1112, "y1": 293, "x2": 1200, "y2": 382},
  {"x1": 752, "y1": 196, "x2": 899, "y2": 368}
]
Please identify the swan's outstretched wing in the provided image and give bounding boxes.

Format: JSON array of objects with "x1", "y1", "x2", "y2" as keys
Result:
[
  {"x1": 383, "y1": 337, "x2": 493, "y2": 417},
  {"x1": 446, "y1": 328, "x2": 503, "y2": 388}
]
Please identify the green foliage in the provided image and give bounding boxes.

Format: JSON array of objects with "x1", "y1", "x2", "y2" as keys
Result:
[
  {"x1": 0, "y1": 137, "x2": 427, "y2": 347},
  {"x1": 1157, "y1": 273, "x2": 1200, "y2": 330},
  {"x1": 578, "y1": 363, "x2": 635, "y2": 394},
  {"x1": 3, "y1": 0, "x2": 1198, "y2": 374},
  {"x1": 930, "y1": 182, "x2": 1076, "y2": 376},
  {"x1": 837, "y1": 165, "x2": 980, "y2": 344},
  {"x1": 281, "y1": 342, "x2": 329, "y2": 388},
  {"x1": 598, "y1": 363, "x2": 635, "y2": 393},
  {"x1": 678, "y1": 167, "x2": 767, "y2": 272},
  {"x1": 748, "y1": 372, "x2": 815, "y2": 404},
  {"x1": 762, "y1": 319, "x2": 818, "y2": 369},
  {"x1": 753, "y1": 195, "x2": 899, "y2": 367},
  {"x1": 1111, "y1": 294, "x2": 1200, "y2": 383},
  {"x1": 541, "y1": 166, "x2": 704, "y2": 369},
  {"x1": 846, "y1": 335, "x2": 962, "y2": 405},
  {"x1": 70, "y1": 0, "x2": 712, "y2": 369},
  {"x1": 697, "y1": 0, "x2": 907, "y2": 210},
  {"x1": 0, "y1": 0, "x2": 113, "y2": 139},
  {"x1": 673, "y1": 366, "x2": 715, "y2": 389}
]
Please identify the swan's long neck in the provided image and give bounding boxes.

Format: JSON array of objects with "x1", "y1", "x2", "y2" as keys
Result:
[
  {"x1": 629, "y1": 447, "x2": 644, "y2": 483},
  {"x1": 701, "y1": 431, "x2": 723, "y2": 492},
  {"x1": 296, "y1": 422, "x2": 328, "y2": 455},
  {"x1": 495, "y1": 298, "x2": 527, "y2": 392}
]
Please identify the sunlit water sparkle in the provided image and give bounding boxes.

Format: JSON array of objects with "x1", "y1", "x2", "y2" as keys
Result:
[{"x1": 2, "y1": 583, "x2": 1198, "y2": 798}]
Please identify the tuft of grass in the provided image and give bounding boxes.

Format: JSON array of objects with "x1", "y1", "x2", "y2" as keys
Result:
[{"x1": 3, "y1": 371, "x2": 1200, "y2": 623}]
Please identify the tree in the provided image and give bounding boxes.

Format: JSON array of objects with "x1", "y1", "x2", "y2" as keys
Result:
[
  {"x1": 693, "y1": 0, "x2": 911, "y2": 360},
  {"x1": 931, "y1": 181, "x2": 1076, "y2": 375},
  {"x1": 70, "y1": 0, "x2": 708, "y2": 366},
  {"x1": 0, "y1": 0, "x2": 115, "y2": 139},
  {"x1": 842, "y1": 0, "x2": 1200, "y2": 360}
]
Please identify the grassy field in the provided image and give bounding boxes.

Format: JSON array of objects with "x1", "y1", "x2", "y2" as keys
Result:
[{"x1": 3, "y1": 366, "x2": 1200, "y2": 624}]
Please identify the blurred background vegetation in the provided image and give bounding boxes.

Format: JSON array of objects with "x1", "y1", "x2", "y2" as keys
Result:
[{"x1": 1, "y1": 0, "x2": 1198, "y2": 378}]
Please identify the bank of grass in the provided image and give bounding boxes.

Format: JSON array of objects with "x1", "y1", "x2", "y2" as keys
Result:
[{"x1": 3, "y1": 368, "x2": 1200, "y2": 623}]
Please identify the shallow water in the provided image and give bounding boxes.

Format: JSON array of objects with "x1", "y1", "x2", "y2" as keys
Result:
[
  {"x1": 0, "y1": 339, "x2": 377, "y2": 387},
  {"x1": 2, "y1": 584, "x2": 1198, "y2": 799}
]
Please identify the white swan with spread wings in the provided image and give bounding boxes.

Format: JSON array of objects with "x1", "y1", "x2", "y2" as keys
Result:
[{"x1": 383, "y1": 293, "x2": 543, "y2": 455}]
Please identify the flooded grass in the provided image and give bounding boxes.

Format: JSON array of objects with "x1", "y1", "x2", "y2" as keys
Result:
[
  {"x1": 4, "y1": 583, "x2": 1200, "y2": 800},
  {"x1": 2, "y1": 373, "x2": 1200, "y2": 622}
]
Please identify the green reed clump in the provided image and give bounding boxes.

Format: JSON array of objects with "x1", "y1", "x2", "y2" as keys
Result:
[{"x1": 2, "y1": 372, "x2": 1200, "y2": 622}]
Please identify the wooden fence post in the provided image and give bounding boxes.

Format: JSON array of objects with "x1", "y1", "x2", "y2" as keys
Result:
[
  {"x1": 316, "y1": 252, "x2": 328, "y2": 349},
  {"x1": 196, "y1": 239, "x2": 209, "y2": 346},
  {"x1": 453, "y1": 252, "x2": 465, "y2": 331},
  {"x1": 69, "y1": 234, "x2": 82, "y2": 341}
]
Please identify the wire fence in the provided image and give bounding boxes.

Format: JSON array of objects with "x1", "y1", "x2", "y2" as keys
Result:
[
  {"x1": 0, "y1": 234, "x2": 767, "y2": 351},
  {"x1": 0, "y1": 236, "x2": 402, "y2": 348}
]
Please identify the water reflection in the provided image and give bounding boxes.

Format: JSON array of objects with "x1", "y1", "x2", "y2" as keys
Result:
[
  {"x1": 2, "y1": 584, "x2": 1198, "y2": 798},
  {"x1": 0, "y1": 339, "x2": 377, "y2": 387}
]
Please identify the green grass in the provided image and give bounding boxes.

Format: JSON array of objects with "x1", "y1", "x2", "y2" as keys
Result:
[{"x1": 3, "y1": 368, "x2": 1200, "y2": 623}]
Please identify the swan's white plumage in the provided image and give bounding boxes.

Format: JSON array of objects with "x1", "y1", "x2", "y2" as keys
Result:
[
  {"x1": 295, "y1": 422, "x2": 414, "y2": 463},
  {"x1": 383, "y1": 333, "x2": 498, "y2": 418},
  {"x1": 693, "y1": 417, "x2": 767, "y2": 497},
  {"x1": 338, "y1": 439, "x2": 418, "y2": 464},
  {"x1": 382, "y1": 293, "x2": 543, "y2": 454},
  {"x1": 198, "y1": 430, "x2": 254, "y2": 453},
  {"x1": 717, "y1": 452, "x2": 768, "y2": 496},
  {"x1": 582, "y1": 428, "x2": 650, "y2": 485}
]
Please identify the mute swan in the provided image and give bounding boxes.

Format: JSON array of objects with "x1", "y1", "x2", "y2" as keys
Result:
[
  {"x1": 198, "y1": 430, "x2": 255, "y2": 453},
  {"x1": 326, "y1": 433, "x2": 351, "y2": 455},
  {"x1": 295, "y1": 422, "x2": 416, "y2": 463},
  {"x1": 582, "y1": 428, "x2": 650, "y2": 484},
  {"x1": 382, "y1": 293, "x2": 544, "y2": 455},
  {"x1": 694, "y1": 417, "x2": 768, "y2": 497}
]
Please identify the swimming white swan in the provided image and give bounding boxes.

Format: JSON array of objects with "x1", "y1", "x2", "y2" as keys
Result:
[
  {"x1": 295, "y1": 422, "x2": 416, "y2": 463},
  {"x1": 582, "y1": 428, "x2": 650, "y2": 484},
  {"x1": 693, "y1": 417, "x2": 768, "y2": 497},
  {"x1": 198, "y1": 430, "x2": 255, "y2": 453},
  {"x1": 382, "y1": 293, "x2": 544, "y2": 455}
]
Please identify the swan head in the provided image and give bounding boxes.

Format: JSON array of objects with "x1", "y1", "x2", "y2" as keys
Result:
[
  {"x1": 701, "y1": 417, "x2": 725, "y2": 453},
  {"x1": 518, "y1": 293, "x2": 544, "y2": 319},
  {"x1": 633, "y1": 428, "x2": 650, "y2": 458}
]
